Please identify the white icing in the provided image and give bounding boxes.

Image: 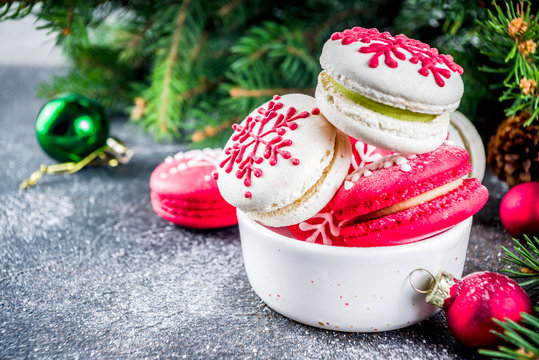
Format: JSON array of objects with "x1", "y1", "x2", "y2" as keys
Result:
[
  {"x1": 217, "y1": 94, "x2": 343, "y2": 215},
  {"x1": 297, "y1": 210, "x2": 341, "y2": 245},
  {"x1": 161, "y1": 148, "x2": 223, "y2": 179},
  {"x1": 170, "y1": 148, "x2": 222, "y2": 169},
  {"x1": 395, "y1": 156, "x2": 407, "y2": 165},
  {"x1": 344, "y1": 153, "x2": 416, "y2": 190},
  {"x1": 444, "y1": 140, "x2": 455, "y2": 146},
  {"x1": 351, "y1": 141, "x2": 384, "y2": 170},
  {"x1": 319, "y1": 36, "x2": 464, "y2": 113},
  {"x1": 400, "y1": 164, "x2": 412, "y2": 171}
]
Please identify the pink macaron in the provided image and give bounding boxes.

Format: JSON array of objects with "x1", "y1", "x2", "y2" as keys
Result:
[
  {"x1": 150, "y1": 148, "x2": 237, "y2": 229},
  {"x1": 330, "y1": 144, "x2": 488, "y2": 247},
  {"x1": 288, "y1": 137, "x2": 393, "y2": 246}
]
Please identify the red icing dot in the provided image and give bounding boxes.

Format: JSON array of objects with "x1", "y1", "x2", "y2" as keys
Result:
[
  {"x1": 345, "y1": 303, "x2": 349, "y2": 306},
  {"x1": 311, "y1": 108, "x2": 320, "y2": 115},
  {"x1": 331, "y1": 27, "x2": 463, "y2": 87},
  {"x1": 277, "y1": 294, "x2": 280, "y2": 297},
  {"x1": 291, "y1": 158, "x2": 300, "y2": 166},
  {"x1": 212, "y1": 171, "x2": 219, "y2": 180},
  {"x1": 273, "y1": 95, "x2": 280, "y2": 100},
  {"x1": 244, "y1": 191, "x2": 252, "y2": 198}
]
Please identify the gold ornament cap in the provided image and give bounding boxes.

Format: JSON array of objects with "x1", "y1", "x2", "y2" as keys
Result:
[{"x1": 425, "y1": 271, "x2": 456, "y2": 309}]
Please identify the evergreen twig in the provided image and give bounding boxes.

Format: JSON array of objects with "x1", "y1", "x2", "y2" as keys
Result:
[
  {"x1": 476, "y1": 0, "x2": 539, "y2": 126},
  {"x1": 478, "y1": 310, "x2": 539, "y2": 359},
  {"x1": 476, "y1": 237, "x2": 539, "y2": 359},
  {"x1": 501, "y1": 235, "x2": 539, "y2": 297}
]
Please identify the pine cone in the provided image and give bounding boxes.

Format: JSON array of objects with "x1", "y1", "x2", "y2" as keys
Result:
[{"x1": 487, "y1": 112, "x2": 539, "y2": 187}]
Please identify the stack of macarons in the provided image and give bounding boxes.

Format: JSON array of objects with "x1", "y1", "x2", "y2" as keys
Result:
[
  {"x1": 150, "y1": 148, "x2": 237, "y2": 229},
  {"x1": 167, "y1": 26, "x2": 489, "y2": 246}
]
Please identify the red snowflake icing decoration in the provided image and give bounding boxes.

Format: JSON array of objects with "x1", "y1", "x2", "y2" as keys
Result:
[
  {"x1": 331, "y1": 27, "x2": 463, "y2": 87},
  {"x1": 220, "y1": 95, "x2": 319, "y2": 198}
]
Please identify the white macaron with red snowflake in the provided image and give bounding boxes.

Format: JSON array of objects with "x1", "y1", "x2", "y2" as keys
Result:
[
  {"x1": 216, "y1": 94, "x2": 351, "y2": 227},
  {"x1": 316, "y1": 27, "x2": 464, "y2": 154}
]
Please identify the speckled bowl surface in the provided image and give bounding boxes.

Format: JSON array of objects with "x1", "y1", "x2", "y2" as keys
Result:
[{"x1": 238, "y1": 210, "x2": 472, "y2": 332}]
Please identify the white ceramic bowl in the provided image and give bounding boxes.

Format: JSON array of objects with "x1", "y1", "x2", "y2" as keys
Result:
[
  {"x1": 238, "y1": 210, "x2": 472, "y2": 332},
  {"x1": 449, "y1": 111, "x2": 485, "y2": 181}
]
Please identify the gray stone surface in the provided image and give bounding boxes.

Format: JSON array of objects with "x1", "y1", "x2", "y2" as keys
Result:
[{"x1": 0, "y1": 67, "x2": 511, "y2": 359}]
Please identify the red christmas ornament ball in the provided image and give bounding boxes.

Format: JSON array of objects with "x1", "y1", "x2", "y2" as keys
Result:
[
  {"x1": 426, "y1": 271, "x2": 533, "y2": 348},
  {"x1": 500, "y1": 182, "x2": 539, "y2": 237}
]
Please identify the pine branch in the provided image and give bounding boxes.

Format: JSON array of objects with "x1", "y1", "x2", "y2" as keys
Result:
[
  {"x1": 308, "y1": 7, "x2": 367, "y2": 51},
  {"x1": 478, "y1": 310, "x2": 539, "y2": 360},
  {"x1": 0, "y1": 0, "x2": 41, "y2": 20},
  {"x1": 476, "y1": 0, "x2": 539, "y2": 125},
  {"x1": 218, "y1": 0, "x2": 243, "y2": 17},
  {"x1": 501, "y1": 235, "x2": 539, "y2": 297},
  {"x1": 135, "y1": 0, "x2": 208, "y2": 140},
  {"x1": 157, "y1": 0, "x2": 191, "y2": 135},
  {"x1": 118, "y1": 18, "x2": 155, "y2": 62},
  {"x1": 0, "y1": 0, "x2": 503, "y2": 143},
  {"x1": 180, "y1": 77, "x2": 225, "y2": 101}
]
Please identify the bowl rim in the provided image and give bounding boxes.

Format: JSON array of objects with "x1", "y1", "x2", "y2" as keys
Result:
[{"x1": 238, "y1": 209, "x2": 472, "y2": 256}]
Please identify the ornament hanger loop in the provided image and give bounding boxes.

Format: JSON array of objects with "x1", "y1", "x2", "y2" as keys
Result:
[
  {"x1": 19, "y1": 138, "x2": 132, "y2": 190},
  {"x1": 409, "y1": 268, "x2": 435, "y2": 294}
]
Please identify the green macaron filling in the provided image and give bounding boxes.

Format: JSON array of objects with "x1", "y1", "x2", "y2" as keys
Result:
[{"x1": 329, "y1": 76, "x2": 436, "y2": 123}]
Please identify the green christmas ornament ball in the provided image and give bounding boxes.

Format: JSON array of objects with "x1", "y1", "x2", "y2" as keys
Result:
[{"x1": 35, "y1": 93, "x2": 109, "y2": 162}]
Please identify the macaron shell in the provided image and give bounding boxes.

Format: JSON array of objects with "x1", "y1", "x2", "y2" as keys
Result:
[
  {"x1": 216, "y1": 94, "x2": 349, "y2": 222},
  {"x1": 332, "y1": 144, "x2": 471, "y2": 221},
  {"x1": 316, "y1": 72, "x2": 449, "y2": 153},
  {"x1": 247, "y1": 129, "x2": 352, "y2": 227},
  {"x1": 320, "y1": 29, "x2": 463, "y2": 114},
  {"x1": 287, "y1": 138, "x2": 390, "y2": 246},
  {"x1": 150, "y1": 148, "x2": 237, "y2": 229},
  {"x1": 151, "y1": 193, "x2": 237, "y2": 229},
  {"x1": 150, "y1": 149, "x2": 222, "y2": 201},
  {"x1": 341, "y1": 178, "x2": 489, "y2": 247}
]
